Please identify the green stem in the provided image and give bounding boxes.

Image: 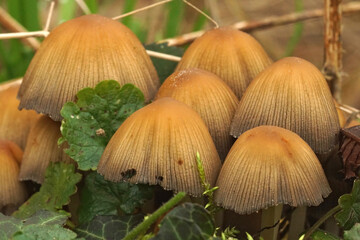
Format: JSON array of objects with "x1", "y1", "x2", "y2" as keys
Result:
[
  {"x1": 303, "y1": 205, "x2": 341, "y2": 240},
  {"x1": 123, "y1": 192, "x2": 186, "y2": 240}
]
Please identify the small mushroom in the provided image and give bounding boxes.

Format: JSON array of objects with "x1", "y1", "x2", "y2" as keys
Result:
[
  {"x1": 18, "y1": 14, "x2": 159, "y2": 121},
  {"x1": 19, "y1": 115, "x2": 72, "y2": 184},
  {"x1": 0, "y1": 80, "x2": 40, "y2": 149},
  {"x1": 176, "y1": 27, "x2": 272, "y2": 99},
  {"x1": 0, "y1": 140, "x2": 27, "y2": 214},
  {"x1": 98, "y1": 97, "x2": 221, "y2": 197},
  {"x1": 156, "y1": 68, "x2": 239, "y2": 160},
  {"x1": 231, "y1": 57, "x2": 340, "y2": 156},
  {"x1": 215, "y1": 126, "x2": 331, "y2": 240}
]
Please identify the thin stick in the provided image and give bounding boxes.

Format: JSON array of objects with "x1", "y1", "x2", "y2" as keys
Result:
[
  {"x1": 0, "y1": 7, "x2": 41, "y2": 49},
  {"x1": 146, "y1": 50, "x2": 181, "y2": 62},
  {"x1": 322, "y1": 0, "x2": 343, "y2": 101},
  {"x1": 112, "y1": 0, "x2": 172, "y2": 20},
  {"x1": 0, "y1": 31, "x2": 49, "y2": 40},
  {"x1": 76, "y1": 0, "x2": 91, "y2": 15},
  {"x1": 44, "y1": 1, "x2": 55, "y2": 32},
  {"x1": 160, "y1": 1, "x2": 360, "y2": 46},
  {"x1": 183, "y1": 0, "x2": 219, "y2": 28}
]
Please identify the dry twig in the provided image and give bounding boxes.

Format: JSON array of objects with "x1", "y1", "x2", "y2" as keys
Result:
[
  {"x1": 160, "y1": 1, "x2": 360, "y2": 46},
  {"x1": 322, "y1": 0, "x2": 343, "y2": 101}
]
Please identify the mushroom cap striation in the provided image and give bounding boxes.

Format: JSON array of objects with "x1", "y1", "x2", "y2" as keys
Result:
[
  {"x1": 230, "y1": 57, "x2": 340, "y2": 155},
  {"x1": 18, "y1": 14, "x2": 159, "y2": 121},
  {"x1": 156, "y1": 68, "x2": 238, "y2": 160},
  {"x1": 19, "y1": 115, "x2": 72, "y2": 184},
  {"x1": 214, "y1": 126, "x2": 331, "y2": 215},
  {"x1": 98, "y1": 97, "x2": 221, "y2": 196},
  {"x1": 176, "y1": 27, "x2": 272, "y2": 99},
  {"x1": 0, "y1": 82, "x2": 40, "y2": 149},
  {"x1": 0, "y1": 141, "x2": 27, "y2": 211}
]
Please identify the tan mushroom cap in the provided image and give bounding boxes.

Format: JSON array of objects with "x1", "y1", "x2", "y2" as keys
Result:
[
  {"x1": 215, "y1": 126, "x2": 331, "y2": 215},
  {"x1": 175, "y1": 27, "x2": 272, "y2": 99},
  {"x1": 0, "y1": 81, "x2": 40, "y2": 149},
  {"x1": 231, "y1": 57, "x2": 340, "y2": 155},
  {"x1": 19, "y1": 115, "x2": 72, "y2": 184},
  {"x1": 18, "y1": 14, "x2": 159, "y2": 121},
  {"x1": 98, "y1": 97, "x2": 221, "y2": 196},
  {"x1": 156, "y1": 68, "x2": 238, "y2": 160},
  {"x1": 0, "y1": 140, "x2": 27, "y2": 211}
]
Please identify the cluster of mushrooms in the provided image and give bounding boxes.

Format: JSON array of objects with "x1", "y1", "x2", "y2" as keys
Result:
[{"x1": 0, "y1": 14, "x2": 355, "y2": 239}]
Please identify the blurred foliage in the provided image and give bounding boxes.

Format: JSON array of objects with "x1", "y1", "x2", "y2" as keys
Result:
[{"x1": 0, "y1": 0, "x2": 208, "y2": 83}]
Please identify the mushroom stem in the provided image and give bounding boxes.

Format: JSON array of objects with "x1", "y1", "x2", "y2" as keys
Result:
[
  {"x1": 260, "y1": 204, "x2": 283, "y2": 240},
  {"x1": 288, "y1": 206, "x2": 307, "y2": 240}
]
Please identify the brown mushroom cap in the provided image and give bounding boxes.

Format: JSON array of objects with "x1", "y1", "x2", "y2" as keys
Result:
[
  {"x1": 0, "y1": 140, "x2": 27, "y2": 212},
  {"x1": 19, "y1": 115, "x2": 72, "y2": 184},
  {"x1": 231, "y1": 57, "x2": 340, "y2": 155},
  {"x1": 18, "y1": 14, "x2": 159, "y2": 121},
  {"x1": 98, "y1": 97, "x2": 221, "y2": 196},
  {"x1": 156, "y1": 68, "x2": 238, "y2": 160},
  {"x1": 175, "y1": 27, "x2": 272, "y2": 99},
  {"x1": 214, "y1": 126, "x2": 331, "y2": 215},
  {"x1": 0, "y1": 81, "x2": 40, "y2": 149}
]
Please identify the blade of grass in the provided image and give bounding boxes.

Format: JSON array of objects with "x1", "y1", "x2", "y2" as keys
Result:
[
  {"x1": 165, "y1": 0, "x2": 184, "y2": 38},
  {"x1": 283, "y1": 0, "x2": 304, "y2": 56},
  {"x1": 122, "y1": 0, "x2": 137, "y2": 26},
  {"x1": 84, "y1": 0, "x2": 98, "y2": 13},
  {"x1": 59, "y1": 0, "x2": 77, "y2": 23},
  {"x1": 192, "y1": 9, "x2": 208, "y2": 31},
  {"x1": 21, "y1": 0, "x2": 40, "y2": 30}
]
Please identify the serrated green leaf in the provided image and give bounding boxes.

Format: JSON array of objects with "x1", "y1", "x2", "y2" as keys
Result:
[
  {"x1": 335, "y1": 179, "x2": 360, "y2": 230},
  {"x1": 310, "y1": 229, "x2": 340, "y2": 240},
  {"x1": 344, "y1": 223, "x2": 360, "y2": 240},
  {"x1": 78, "y1": 172, "x2": 153, "y2": 224},
  {"x1": 76, "y1": 215, "x2": 143, "y2": 239},
  {"x1": 13, "y1": 162, "x2": 82, "y2": 219},
  {"x1": 145, "y1": 43, "x2": 184, "y2": 83},
  {"x1": 152, "y1": 203, "x2": 215, "y2": 240},
  {"x1": 0, "y1": 211, "x2": 77, "y2": 240},
  {"x1": 60, "y1": 80, "x2": 145, "y2": 170}
]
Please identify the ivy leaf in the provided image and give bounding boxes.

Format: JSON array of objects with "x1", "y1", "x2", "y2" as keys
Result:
[
  {"x1": 78, "y1": 172, "x2": 153, "y2": 224},
  {"x1": 344, "y1": 223, "x2": 360, "y2": 240},
  {"x1": 335, "y1": 179, "x2": 360, "y2": 230},
  {"x1": 59, "y1": 80, "x2": 145, "y2": 170},
  {"x1": 0, "y1": 211, "x2": 77, "y2": 240},
  {"x1": 13, "y1": 162, "x2": 82, "y2": 219},
  {"x1": 310, "y1": 230, "x2": 340, "y2": 240},
  {"x1": 75, "y1": 215, "x2": 143, "y2": 239},
  {"x1": 153, "y1": 203, "x2": 215, "y2": 240},
  {"x1": 146, "y1": 43, "x2": 184, "y2": 83}
]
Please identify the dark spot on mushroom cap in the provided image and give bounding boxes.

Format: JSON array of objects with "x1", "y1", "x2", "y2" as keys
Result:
[
  {"x1": 281, "y1": 137, "x2": 293, "y2": 157},
  {"x1": 155, "y1": 176, "x2": 163, "y2": 182},
  {"x1": 121, "y1": 168, "x2": 137, "y2": 179},
  {"x1": 177, "y1": 159, "x2": 183, "y2": 165}
]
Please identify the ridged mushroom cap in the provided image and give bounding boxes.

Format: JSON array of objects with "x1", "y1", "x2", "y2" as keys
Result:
[
  {"x1": 175, "y1": 27, "x2": 272, "y2": 99},
  {"x1": 0, "y1": 81, "x2": 40, "y2": 149},
  {"x1": 19, "y1": 116, "x2": 72, "y2": 184},
  {"x1": 0, "y1": 140, "x2": 27, "y2": 211},
  {"x1": 156, "y1": 68, "x2": 238, "y2": 160},
  {"x1": 214, "y1": 126, "x2": 331, "y2": 215},
  {"x1": 18, "y1": 14, "x2": 159, "y2": 121},
  {"x1": 98, "y1": 97, "x2": 221, "y2": 196},
  {"x1": 231, "y1": 57, "x2": 340, "y2": 155}
]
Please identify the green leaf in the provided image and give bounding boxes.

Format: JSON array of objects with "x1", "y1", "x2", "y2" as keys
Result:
[
  {"x1": 145, "y1": 43, "x2": 184, "y2": 83},
  {"x1": 345, "y1": 223, "x2": 360, "y2": 240},
  {"x1": 0, "y1": 211, "x2": 77, "y2": 240},
  {"x1": 78, "y1": 172, "x2": 153, "y2": 224},
  {"x1": 310, "y1": 229, "x2": 340, "y2": 240},
  {"x1": 59, "y1": 0, "x2": 77, "y2": 23},
  {"x1": 165, "y1": 0, "x2": 184, "y2": 38},
  {"x1": 60, "y1": 80, "x2": 145, "y2": 170},
  {"x1": 12, "y1": 162, "x2": 82, "y2": 219},
  {"x1": 152, "y1": 203, "x2": 215, "y2": 240},
  {"x1": 76, "y1": 215, "x2": 143, "y2": 239},
  {"x1": 335, "y1": 179, "x2": 360, "y2": 230}
]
